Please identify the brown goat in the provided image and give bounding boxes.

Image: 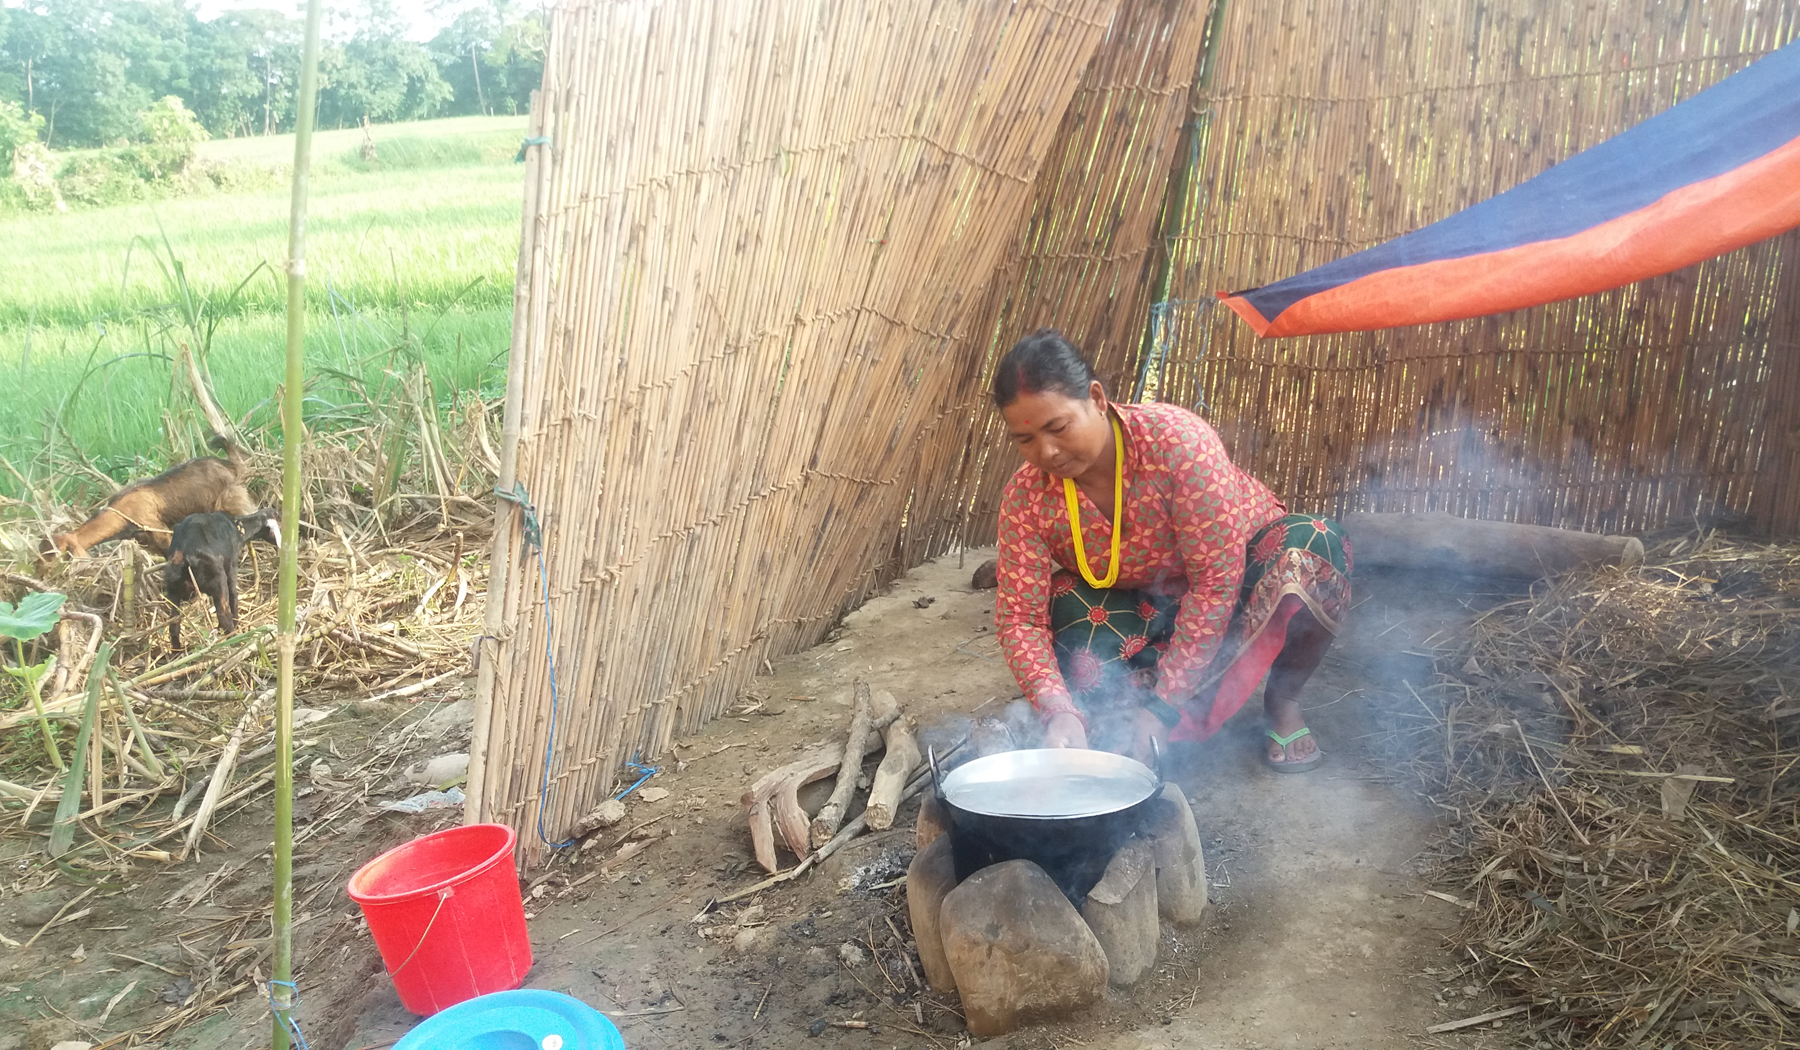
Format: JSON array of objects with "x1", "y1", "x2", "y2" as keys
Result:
[{"x1": 41, "y1": 436, "x2": 257, "y2": 562}]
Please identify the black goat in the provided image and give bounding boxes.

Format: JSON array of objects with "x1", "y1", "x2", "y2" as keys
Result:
[{"x1": 164, "y1": 509, "x2": 281, "y2": 649}]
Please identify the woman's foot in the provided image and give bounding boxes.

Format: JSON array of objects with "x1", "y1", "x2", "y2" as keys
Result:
[
  {"x1": 1262, "y1": 608, "x2": 1331, "y2": 770},
  {"x1": 1264, "y1": 695, "x2": 1321, "y2": 768}
]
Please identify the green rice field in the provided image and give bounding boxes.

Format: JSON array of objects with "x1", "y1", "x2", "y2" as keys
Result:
[{"x1": 1, "y1": 115, "x2": 528, "y2": 501}]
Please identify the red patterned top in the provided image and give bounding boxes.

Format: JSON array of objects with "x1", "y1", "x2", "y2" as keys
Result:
[{"x1": 995, "y1": 401, "x2": 1286, "y2": 714}]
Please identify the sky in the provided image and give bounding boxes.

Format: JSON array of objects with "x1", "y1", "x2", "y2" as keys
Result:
[{"x1": 188, "y1": 0, "x2": 475, "y2": 42}]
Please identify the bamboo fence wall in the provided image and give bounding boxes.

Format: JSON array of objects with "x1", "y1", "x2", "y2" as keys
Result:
[
  {"x1": 470, "y1": 0, "x2": 1128, "y2": 862},
  {"x1": 1135, "y1": 0, "x2": 1800, "y2": 536},
  {"x1": 476, "y1": 0, "x2": 1800, "y2": 859}
]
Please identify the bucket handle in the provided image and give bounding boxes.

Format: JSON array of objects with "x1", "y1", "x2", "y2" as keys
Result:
[{"x1": 388, "y1": 887, "x2": 453, "y2": 976}]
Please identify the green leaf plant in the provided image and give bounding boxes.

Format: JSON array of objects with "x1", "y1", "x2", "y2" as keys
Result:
[{"x1": 1, "y1": 591, "x2": 70, "y2": 771}]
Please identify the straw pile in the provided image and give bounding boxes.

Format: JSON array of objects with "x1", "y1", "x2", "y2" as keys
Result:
[
  {"x1": 0, "y1": 365, "x2": 492, "y2": 866},
  {"x1": 1386, "y1": 532, "x2": 1800, "y2": 1046}
]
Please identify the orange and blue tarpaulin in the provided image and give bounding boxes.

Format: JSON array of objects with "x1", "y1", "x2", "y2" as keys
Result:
[{"x1": 1218, "y1": 40, "x2": 1800, "y2": 338}]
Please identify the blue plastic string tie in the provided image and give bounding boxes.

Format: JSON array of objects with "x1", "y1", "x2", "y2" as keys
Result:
[
  {"x1": 532, "y1": 540, "x2": 575, "y2": 849},
  {"x1": 494, "y1": 482, "x2": 543, "y2": 554},
  {"x1": 614, "y1": 759, "x2": 659, "y2": 801},
  {"x1": 269, "y1": 979, "x2": 311, "y2": 1050},
  {"x1": 1138, "y1": 298, "x2": 1215, "y2": 407},
  {"x1": 515, "y1": 135, "x2": 551, "y2": 162},
  {"x1": 495, "y1": 484, "x2": 662, "y2": 845}
]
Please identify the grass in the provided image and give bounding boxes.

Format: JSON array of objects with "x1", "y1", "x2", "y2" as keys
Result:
[{"x1": 0, "y1": 115, "x2": 526, "y2": 506}]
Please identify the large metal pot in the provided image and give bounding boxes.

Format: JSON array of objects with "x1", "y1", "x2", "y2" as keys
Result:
[{"x1": 930, "y1": 746, "x2": 1162, "y2": 904}]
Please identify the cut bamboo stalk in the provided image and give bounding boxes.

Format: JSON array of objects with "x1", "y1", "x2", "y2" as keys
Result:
[
  {"x1": 48, "y1": 610, "x2": 104, "y2": 703},
  {"x1": 179, "y1": 688, "x2": 275, "y2": 861}
]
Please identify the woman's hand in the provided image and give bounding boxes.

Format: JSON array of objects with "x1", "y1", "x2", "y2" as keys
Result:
[
  {"x1": 1125, "y1": 707, "x2": 1170, "y2": 766},
  {"x1": 1042, "y1": 711, "x2": 1089, "y2": 750}
]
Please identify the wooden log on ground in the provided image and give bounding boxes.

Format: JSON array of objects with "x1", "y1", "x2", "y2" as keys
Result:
[
  {"x1": 743, "y1": 744, "x2": 842, "y2": 870},
  {"x1": 864, "y1": 690, "x2": 920, "y2": 831},
  {"x1": 1340, "y1": 512, "x2": 1644, "y2": 580},
  {"x1": 810, "y1": 680, "x2": 873, "y2": 848},
  {"x1": 741, "y1": 704, "x2": 898, "y2": 873}
]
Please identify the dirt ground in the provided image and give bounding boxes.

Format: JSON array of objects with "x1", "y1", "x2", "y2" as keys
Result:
[{"x1": 3, "y1": 549, "x2": 1532, "y2": 1050}]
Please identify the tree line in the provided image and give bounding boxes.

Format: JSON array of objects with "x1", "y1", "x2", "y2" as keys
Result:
[{"x1": 0, "y1": 0, "x2": 546, "y2": 150}]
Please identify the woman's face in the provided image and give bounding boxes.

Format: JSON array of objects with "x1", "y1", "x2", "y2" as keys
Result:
[{"x1": 1001, "y1": 382, "x2": 1110, "y2": 480}]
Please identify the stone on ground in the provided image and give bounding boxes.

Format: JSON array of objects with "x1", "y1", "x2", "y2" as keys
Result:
[
  {"x1": 906, "y1": 833, "x2": 959, "y2": 991},
  {"x1": 939, "y1": 859, "x2": 1108, "y2": 1036},
  {"x1": 1144, "y1": 783, "x2": 1208, "y2": 925},
  {"x1": 1080, "y1": 839, "x2": 1159, "y2": 986}
]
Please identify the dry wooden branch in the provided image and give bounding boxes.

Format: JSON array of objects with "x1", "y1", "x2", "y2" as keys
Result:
[
  {"x1": 864, "y1": 690, "x2": 920, "y2": 831},
  {"x1": 716, "y1": 744, "x2": 959, "y2": 907},
  {"x1": 364, "y1": 670, "x2": 462, "y2": 704},
  {"x1": 811, "y1": 680, "x2": 874, "y2": 848},
  {"x1": 179, "y1": 688, "x2": 275, "y2": 860},
  {"x1": 179, "y1": 340, "x2": 236, "y2": 442},
  {"x1": 740, "y1": 707, "x2": 899, "y2": 874},
  {"x1": 1424, "y1": 1005, "x2": 1530, "y2": 1033},
  {"x1": 48, "y1": 609, "x2": 105, "y2": 702},
  {"x1": 1343, "y1": 512, "x2": 1643, "y2": 580}
]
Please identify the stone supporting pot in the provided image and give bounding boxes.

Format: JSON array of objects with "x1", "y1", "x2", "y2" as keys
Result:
[
  {"x1": 939, "y1": 860, "x2": 1109, "y2": 1037},
  {"x1": 905, "y1": 779, "x2": 1209, "y2": 1036},
  {"x1": 916, "y1": 791, "x2": 949, "y2": 852},
  {"x1": 1143, "y1": 784, "x2": 1208, "y2": 925},
  {"x1": 906, "y1": 833, "x2": 959, "y2": 992},
  {"x1": 1079, "y1": 840, "x2": 1159, "y2": 987}
]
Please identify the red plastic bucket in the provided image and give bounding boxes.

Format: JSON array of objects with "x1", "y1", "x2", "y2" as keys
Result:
[{"x1": 347, "y1": 823, "x2": 532, "y2": 1015}]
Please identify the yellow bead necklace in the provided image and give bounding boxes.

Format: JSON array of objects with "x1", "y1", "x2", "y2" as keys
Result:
[{"x1": 1063, "y1": 416, "x2": 1124, "y2": 589}]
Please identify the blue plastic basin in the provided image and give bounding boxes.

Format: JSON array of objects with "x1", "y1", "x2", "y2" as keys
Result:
[{"x1": 392, "y1": 989, "x2": 624, "y2": 1050}]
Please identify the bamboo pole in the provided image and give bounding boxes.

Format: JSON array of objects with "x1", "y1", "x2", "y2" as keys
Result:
[
  {"x1": 467, "y1": 89, "x2": 548, "y2": 834},
  {"x1": 273, "y1": 0, "x2": 324, "y2": 1045}
]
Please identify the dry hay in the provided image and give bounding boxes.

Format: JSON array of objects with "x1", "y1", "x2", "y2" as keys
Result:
[
  {"x1": 1387, "y1": 531, "x2": 1800, "y2": 1047},
  {"x1": 0, "y1": 365, "x2": 497, "y2": 869}
]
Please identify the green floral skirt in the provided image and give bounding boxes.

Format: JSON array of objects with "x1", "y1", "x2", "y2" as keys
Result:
[{"x1": 1049, "y1": 512, "x2": 1352, "y2": 743}]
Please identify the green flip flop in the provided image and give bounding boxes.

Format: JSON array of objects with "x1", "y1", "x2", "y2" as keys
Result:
[{"x1": 1264, "y1": 726, "x2": 1324, "y2": 774}]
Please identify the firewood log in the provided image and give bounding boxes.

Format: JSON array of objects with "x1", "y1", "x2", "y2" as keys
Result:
[
  {"x1": 809, "y1": 680, "x2": 872, "y2": 847},
  {"x1": 864, "y1": 709, "x2": 919, "y2": 830},
  {"x1": 1340, "y1": 511, "x2": 1643, "y2": 580},
  {"x1": 740, "y1": 699, "x2": 897, "y2": 872}
]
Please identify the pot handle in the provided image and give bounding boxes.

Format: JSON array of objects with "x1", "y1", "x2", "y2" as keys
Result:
[
  {"x1": 1148, "y1": 737, "x2": 1164, "y2": 789},
  {"x1": 927, "y1": 745, "x2": 945, "y2": 803}
]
